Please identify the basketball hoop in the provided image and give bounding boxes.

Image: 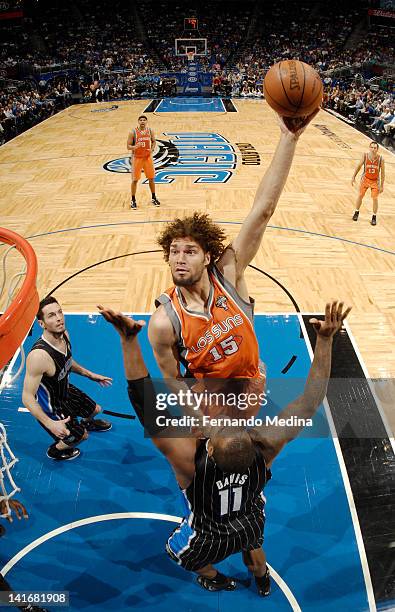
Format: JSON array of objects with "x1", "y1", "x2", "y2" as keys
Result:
[
  {"x1": 0, "y1": 228, "x2": 39, "y2": 372},
  {"x1": 187, "y1": 51, "x2": 195, "y2": 62}
]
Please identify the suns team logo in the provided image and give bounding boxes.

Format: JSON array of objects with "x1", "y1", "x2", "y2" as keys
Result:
[
  {"x1": 215, "y1": 296, "x2": 228, "y2": 311},
  {"x1": 103, "y1": 133, "x2": 237, "y2": 184}
]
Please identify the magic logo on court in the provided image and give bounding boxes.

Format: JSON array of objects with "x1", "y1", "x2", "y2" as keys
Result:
[{"x1": 103, "y1": 133, "x2": 237, "y2": 183}]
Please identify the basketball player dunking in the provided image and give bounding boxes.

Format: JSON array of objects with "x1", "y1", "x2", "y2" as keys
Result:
[
  {"x1": 127, "y1": 115, "x2": 160, "y2": 209},
  {"x1": 148, "y1": 112, "x2": 318, "y2": 408},
  {"x1": 99, "y1": 300, "x2": 350, "y2": 596},
  {"x1": 352, "y1": 140, "x2": 385, "y2": 226}
]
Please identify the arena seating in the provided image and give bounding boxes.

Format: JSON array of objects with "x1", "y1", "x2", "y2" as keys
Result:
[{"x1": 0, "y1": 0, "x2": 393, "y2": 144}]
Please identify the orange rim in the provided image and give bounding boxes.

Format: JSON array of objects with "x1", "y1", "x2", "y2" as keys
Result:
[{"x1": 0, "y1": 228, "x2": 39, "y2": 370}]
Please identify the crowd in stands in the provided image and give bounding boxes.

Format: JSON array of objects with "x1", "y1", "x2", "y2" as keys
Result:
[
  {"x1": 0, "y1": 0, "x2": 394, "y2": 144},
  {"x1": 40, "y1": 0, "x2": 159, "y2": 74},
  {"x1": 208, "y1": 0, "x2": 393, "y2": 101},
  {"x1": 1, "y1": 0, "x2": 160, "y2": 80},
  {"x1": 0, "y1": 79, "x2": 73, "y2": 144},
  {"x1": 140, "y1": 0, "x2": 252, "y2": 71},
  {"x1": 324, "y1": 81, "x2": 395, "y2": 136}
]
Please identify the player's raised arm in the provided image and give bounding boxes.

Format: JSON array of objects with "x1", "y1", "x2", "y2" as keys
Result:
[
  {"x1": 257, "y1": 301, "x2": 351, "y2": 465},
  {"x1": 98, "y1": 306, "x2": 197, "y2": 486},
  {"x1": 148, "y1": 306, "x2": 180, "y2": 379},
  {"x1": 222, "y1": 111, "x2": 318, "y2": 279},
  {"x1": 97, "y1": 306, "x2": 147, "y2": 378}
]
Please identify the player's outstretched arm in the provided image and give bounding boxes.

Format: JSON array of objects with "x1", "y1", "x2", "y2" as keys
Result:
[
  {"x1": 148, "y1": 306, "x2": 180, "y2": 379},
  {"x1": 258, "y1": 301, "x2": 351, "y2": 465},
  {"x1": 70, "y1": 357, "x2": 113, "y2": 387},
  {"x1": 103, "y1": 305, "x2": 204, "y2": 422},
  {"x1": 223, "y1": 110, "x2": 319, "y2": 280},
  {"x1": 98, "y1": 306, "x2": 197, "y2": 487},
  {"x1": 97, "y1": 306, "x2": 147, "y2": 379}
]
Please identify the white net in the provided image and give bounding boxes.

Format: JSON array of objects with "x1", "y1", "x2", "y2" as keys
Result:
[
  {"x1": 0, "y1": 244, "x2": 27, "y2": 308},
  {"x1": 0, "y1": 243, "x2": 27, "y2": 385},
  {"x1": 0, "y1": 423, "x2": 20, "y2": 518}
]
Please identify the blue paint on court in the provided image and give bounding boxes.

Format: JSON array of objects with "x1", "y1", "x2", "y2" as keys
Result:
[
  {"x1": 156, "y1": 98, "x2": 225, "y2": 113},
  {"x1": 0, "y1": 315, "x2": 370, "y2": 611}
]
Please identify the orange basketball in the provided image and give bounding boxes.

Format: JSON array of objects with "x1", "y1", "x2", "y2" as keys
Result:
[{"x1": 263, "y1": 60, "x2": 323, "y2": 117}]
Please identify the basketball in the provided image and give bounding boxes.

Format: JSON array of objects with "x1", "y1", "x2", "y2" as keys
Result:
[{"x1": 263, "y1": 60, "x2": 323, "y2": 117}]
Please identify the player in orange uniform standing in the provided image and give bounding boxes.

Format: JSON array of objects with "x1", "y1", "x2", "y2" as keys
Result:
[
  {"x1": 351, "y1": 141, "x2": 385, "y2": 226},
  {"x1": 127, "y1": 115, "x2": 160, "y2": 209},
  {"x1": 148, "y1": 112, "x2": 318, "y2": 413}
]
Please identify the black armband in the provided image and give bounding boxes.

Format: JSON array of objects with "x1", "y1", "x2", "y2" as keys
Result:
[{"x1": 127, "y1": 375, "x2": 171, "y2": 436}]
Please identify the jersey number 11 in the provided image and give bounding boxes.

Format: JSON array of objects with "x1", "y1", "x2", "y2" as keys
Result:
[{"x1": 219, "y1": 486, "x2": 242, "y2": 516}]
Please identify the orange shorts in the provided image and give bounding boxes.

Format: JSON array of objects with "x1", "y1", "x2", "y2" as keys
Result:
[
  {"x1": 360, "y1": 177, "x2": 379, "y2": 198},
  {"x1": 131, "y1": 155, "x2": 155, "y2": 181}
]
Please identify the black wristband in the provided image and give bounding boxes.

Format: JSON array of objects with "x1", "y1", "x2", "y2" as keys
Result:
[{"x1": 127, "y1": 375, "x2": 171, "y2": 436}]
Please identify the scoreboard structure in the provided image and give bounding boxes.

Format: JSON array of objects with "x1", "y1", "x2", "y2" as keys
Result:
[
  {"x1": 175, "y1": 15, "x2": 207, "y2": 57},
  {"x1": 184, "y1": 17, "x2": 198, "y2": 30}
]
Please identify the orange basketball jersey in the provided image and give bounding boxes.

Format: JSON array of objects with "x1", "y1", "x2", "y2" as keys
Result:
[
  {"x1": 362, "y1": 153, "x2": 382, "y2": 182},
  {"x1": 133, "y1": 127, "x2": 151, "y2": 158},
  {"x1": 155, "y1": 266, "x2": 260, "y2": 379}
]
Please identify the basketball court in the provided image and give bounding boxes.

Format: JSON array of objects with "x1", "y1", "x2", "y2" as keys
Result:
[{"x1": 0, "y1": 97, "x2": 394, "y2": 611}]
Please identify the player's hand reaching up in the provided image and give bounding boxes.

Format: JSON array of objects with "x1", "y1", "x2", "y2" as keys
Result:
[
  {"x1": 98, "y1": 305, "x2": 146, "y2": 340},
  {"x1": 278, "y1": 108, "x2": 320, "y2": 138},
  {"x1": 309, "y1": 301, "x2": 351, "y2": 339}
]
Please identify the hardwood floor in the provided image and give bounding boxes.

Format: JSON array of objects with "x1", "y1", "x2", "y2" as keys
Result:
[{"x1": 1, "y1": 99, "x2": 394, "y2": 391}]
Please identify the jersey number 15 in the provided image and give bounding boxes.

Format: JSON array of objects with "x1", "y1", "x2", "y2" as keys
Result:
[{"x1": 209, "y1": 335, "x2": 240, "y2": 362}]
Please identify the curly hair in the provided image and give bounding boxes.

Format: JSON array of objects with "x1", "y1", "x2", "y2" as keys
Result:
[{"x1": 157, "y1": 213, "x2": 227, "y2": 266}]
